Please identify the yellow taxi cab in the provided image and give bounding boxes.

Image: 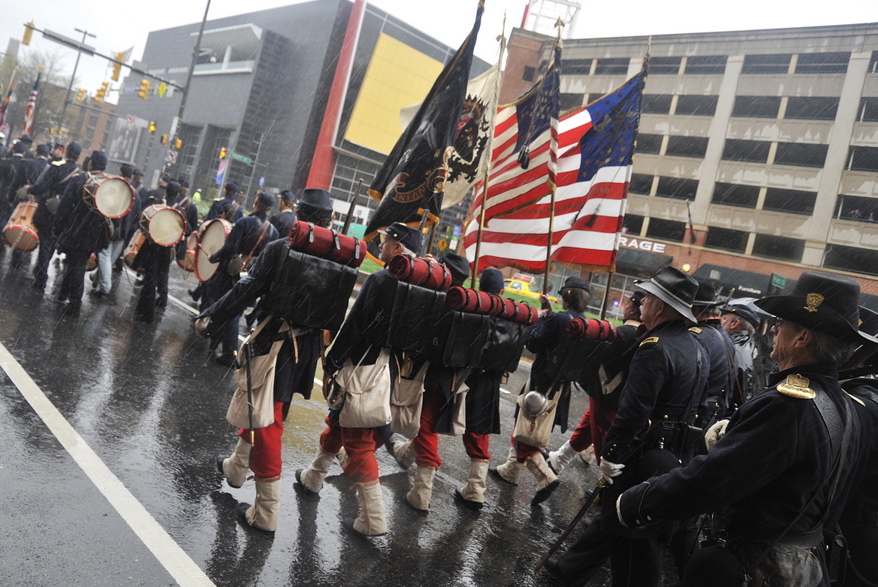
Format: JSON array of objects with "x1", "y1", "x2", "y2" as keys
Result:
[{"x1": 503, "y1": 277, "x2": 559, "y2": 303}]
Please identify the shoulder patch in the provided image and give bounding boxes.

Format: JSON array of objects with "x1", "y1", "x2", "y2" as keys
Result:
[
  {"x1": 689, "y1": 326, "x2": 702, "y2": 334},
  {"x1": 776, "y1": 374, "x2": 816, "y2": 399},
  {"x1": 639, "y1": 336, "x2": 659, "y2": 346}
]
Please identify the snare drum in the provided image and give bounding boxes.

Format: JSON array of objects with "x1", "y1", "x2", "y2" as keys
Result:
[
  {"x1": 124, "y1": 230, "x2": 147, "y2": 268},
  {"x1": 2, "y1": 201, "x2": 39, "y2": 252},
  {"x1": 194, "y1": 218, "x2": 232, "y2": 282},
  {"x1": 83, "y1": 175, "x2": 135, "y2": 219},
  {"x1": 140, "y1": 204, "x2": 185, "y2": 247},
  {"x1": 177, "y1": 232, "x2": 197, "y2": 272}
]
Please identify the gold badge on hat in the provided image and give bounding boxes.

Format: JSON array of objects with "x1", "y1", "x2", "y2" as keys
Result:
[
  {"x1": 777, "y1": 374, "x2": 816, "y2": 399},
  {"x1": 804, "y1": 293, "x2": 824, "y2": 313}
]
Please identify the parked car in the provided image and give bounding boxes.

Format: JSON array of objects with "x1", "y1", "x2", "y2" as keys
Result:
[{"x1": 503, "y1": 278, "x2": 559, "y2": 303}]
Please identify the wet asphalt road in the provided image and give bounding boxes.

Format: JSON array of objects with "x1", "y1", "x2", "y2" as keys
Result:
[{"x1": 0, "y1": 248, "x2": 681, "y2": 587}]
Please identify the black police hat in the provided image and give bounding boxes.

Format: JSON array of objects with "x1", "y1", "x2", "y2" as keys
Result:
[
  {"x1": 224, "y1": 181, "x2": 239, "y2": 195},
  {"x1": 441, "y1": 253, "x2": 470, "y2": 284},
  {"x1": 119, "y1": 163, "x2": 135, "y2": 178},
  {"x1": 562, "y1": 276, "x2": 590, "y2": 292},
  {"x1": 66, "y1": 141, "x2": 82, "y2": 159},
  {"x1": 692, "y1": 279, "x2": 721, "y2": 307},
  {"x1": 635, "y1": 267, "x2": 698, "y2": 323},
  {"x1": 279, "y1": 190, "x2": 295, "y2": 204},
  {"x1": 89, "y1": 151, "x2": 108, "y2": 170},
  {"x1": 36, "y1": 144, "x2": 50, "y2": 157},
  {"x1": 755, "y1": 271, "x2": 872, "y2": 343},
  {"x1": 165, "y1": 180, "x2": 181, "y2": 198},
  {"x1": 256, "y1": 190, "x2": 276, "y2": 210},
  {"x1": 378, "y1": 222, "x2": 422, "y2": 253},
  {"x1": 298, "y1": 188, "x2": 333, "y2": 213},
  {"x1": 721, "y1": 304, "x2": 761, "y2": 329},
  {"x1": 479, "y1": 268, "x2": 504, "y2": 294}
]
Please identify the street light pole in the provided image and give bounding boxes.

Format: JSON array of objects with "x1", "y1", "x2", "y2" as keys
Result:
[{"x1": 58, "y1": 27, "x2": 95, "y2": 134}]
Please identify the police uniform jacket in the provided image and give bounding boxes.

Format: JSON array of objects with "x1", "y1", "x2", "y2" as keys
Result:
[
  {"x1": 602, "y1": 319, "x2": 709, "y2": 465},
  {"x1": 616, "y1": 362, "x2": 851, "y2": 557},
  {"x1": 54, "y1": 172, "x2": 111, "y2": 254},
  {"x1": 691, "y1": 319, "x2": 737, "y2": 422},
  {"x1": 207, "y1": 196, "x2": 242, "y2": 221},
  {"x1": 28, "y1": 158, "x2": 79, "y2": 229},
  {"x1": 199, "y1": 238, "x2": 322, "y2": 403}
]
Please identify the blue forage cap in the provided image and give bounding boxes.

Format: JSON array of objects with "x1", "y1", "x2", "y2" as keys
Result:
[{"x1": 479, "y1": 268, "x2": 504, "y2": 295}]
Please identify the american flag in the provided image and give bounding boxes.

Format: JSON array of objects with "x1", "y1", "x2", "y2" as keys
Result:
[
  {"x1": 21, "y1": 72, "x2": 40, "y2": 137},
  {"x1": 470, "y1": 43, "x2": 561, "y2": 224},
  {"x1": 0, "y1": 67, "x2": 17, "y2": 137},
  {"x1": 464, "y1": 70, "x2": 646, "y2": 273}
]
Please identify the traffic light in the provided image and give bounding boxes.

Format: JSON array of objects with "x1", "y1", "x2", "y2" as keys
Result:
[
  {"x1": 148, "y1": 121, "x2": 157, "y2": 134},
  {"x1": 219, "y1": 147, "x2": 227, "y2": 160},
  {"x1": 174, "y1": 138, "x2": 183, "y2": 150},
  {"x1": 94, "y1": 81, "x2": 109, "y2": 103},
  {"x1": 160, "y1": 134, "x2": 169, "y2": 146},
  {"x1": 75, "y1": 88, "x2": 86, "y2": 102},
  {"x1": 137, "y1": 80, "x2": 150, "y2": 100},
  {"x1": 111, "y1": 52, "x2": 125, "y2": 81},
  {"x1": 22, "y1": 23, "x2": 34, "y2": 46}
]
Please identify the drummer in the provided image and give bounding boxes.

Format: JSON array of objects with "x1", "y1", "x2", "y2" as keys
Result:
[
  {"x1": 6, "y1": 144, "x2": 50, "y2": 270},
  {"x1": 53, "y1": 151, "x2": 111, "y2": 317},
  {"x1": 202, "y1": 191, "x2": 278, "y2": 366},
  {"x1": 91, "y1": 163, "x2": 141, "y2": 298},
  {"x1": 162, "y1": 180, "x2": 198, "y2": 309}
]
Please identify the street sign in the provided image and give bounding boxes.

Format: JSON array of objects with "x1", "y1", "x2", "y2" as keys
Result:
[
  {"x1": 227, "y1": 151, "x2": 253, "y2": 165},
  {"x1": 770, "y1": 273, "x2": 786, "y2": 289},
  {"x1": 165, "y1": 149, "x2": 177, "y2": 164},
  {"x1": 258, "y1": 176, "x2": 265, "y2": 187},
  {"x1": 158, "y1": 82, "x2": 168, "y2": 97}
]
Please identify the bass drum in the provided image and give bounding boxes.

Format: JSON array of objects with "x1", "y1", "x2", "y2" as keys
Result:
[
  {"x1": 124, "y1": 230, "x2": 147, "y2": 269},
  {"x1": 194, "y1": 218, "x2": 232, "y2": 282},
  {"x1": 2, "y1": 201, "x2": 39, "y2": 252},
  {"x1": 140, "y1": 204, "x2": 185, "y2": 247},
  {"x1": 177, "y1": 232, "x2": 197, "y2": 272},
  {"x1": 84, "y1": 175, "x2": 135, "y2": 219}
]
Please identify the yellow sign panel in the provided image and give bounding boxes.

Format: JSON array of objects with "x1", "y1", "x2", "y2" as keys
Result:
[{"x1": 344, "y1": 33, "x2": 444, "y2": 155}]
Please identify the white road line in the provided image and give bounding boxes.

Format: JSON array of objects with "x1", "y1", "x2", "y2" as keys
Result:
[{"x1": 0, "y1": 343, "x2": 215, "y2": 587}]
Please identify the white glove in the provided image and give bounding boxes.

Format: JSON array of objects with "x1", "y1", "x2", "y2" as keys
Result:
[
  {"x1": 704, "y1": 419, "x2": 729, "y2": 452},
  {"x1": 599, "y1": 458, "x2": 625, "y2": 484}
]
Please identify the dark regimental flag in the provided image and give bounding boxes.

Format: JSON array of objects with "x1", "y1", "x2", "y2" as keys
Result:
[
  {"x1": 364, "y1": 0, "x2": 484, "y2": 241},
  {"x1": 0, "y1": 67, "x2": 17, "y2": 137},
  {"x1": 464, "y1": 68, "x2": 646, "y2": 273}
]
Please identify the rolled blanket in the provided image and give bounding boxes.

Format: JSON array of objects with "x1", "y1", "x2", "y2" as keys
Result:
[
  {"x1": 287, "y1": 221, "x2": 367, "y2": 267},
  {"x1": 446, "y1": 287, "x2": 496, "y2": 312},
  {"x1": 568, "y1": 317, "x2": 617, "y2": 341},
  {"x1": 496, "y1": 297, "x2": 538, "y2": 325},
  {"x1": 387, "y1": 254, "x2": 452, "y2": 291}
]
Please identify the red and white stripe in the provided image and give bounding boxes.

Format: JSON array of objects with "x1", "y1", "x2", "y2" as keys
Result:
[{"x1": 21, "y1": 73, "x2": 39, "y2": 137}]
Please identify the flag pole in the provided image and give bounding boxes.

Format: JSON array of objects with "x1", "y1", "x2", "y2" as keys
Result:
[
  {"x1": 543, "y1": 19, "x2": 564, "y2": 294},
  {"x1": 471, "y1": 13, "x2": 508, "y2": 284},
  {"x1": 342, "y1": 179, "x2": 364, "y2": 235}
]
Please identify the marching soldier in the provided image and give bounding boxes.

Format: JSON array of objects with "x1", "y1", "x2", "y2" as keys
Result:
[
  {"x1": 6, "y1": 143, "x2": 50, "y2": 269},
  {"x1": 207, "y1": 181, "x2": 243, "y2": 222},
  {"x1": 91, "y1": 163, "x2": 141, "y2": 297},
  {"x1": 691, "y1": 280, "x2": 738, "y2": 424},
  {"x1": 268, "y1": 190, "x2": 296, "y2": 238},
  {"x1": 720, "y1": 303, "x2": 762, "y2": 404}
]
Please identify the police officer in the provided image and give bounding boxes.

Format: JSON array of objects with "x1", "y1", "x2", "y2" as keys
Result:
[
  {"x1": 268, "y1": 190, "x2": 296, "y2": 238},
  {"x1": 613, "y1": 271, "x2": 866, "y2": 587},
  {"x1": 544, "y1": 266, "x2": 707, "y2": 586},
  {"x1": 52, "y1": 151, "x2": 112, "y2": 316},
  {"x1": 295, "y1": 221, "x2": 422, "y2": 537},
  {"x1": 203, "y1": 191, "x2": 278, "y2": 364},
  {"x1": 720, "y1": 303, "x2": 762, "y2": 404},
  {"x1": 201, "y1": 188, "x2": 335, "y2": 536},
  {"x1": 27, "y1": 141, "x2": 81, "y2": 290},
  {"x1": 206, "y1": 181, "x2": 243, "y2": 222}
]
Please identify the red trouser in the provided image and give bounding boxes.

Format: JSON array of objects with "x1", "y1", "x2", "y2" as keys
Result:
[
  {"x1": 239, "y1": 402, "x2": 285, "y2": 479},
  {"x1": 463, "y1": 432, "x2": 490, "y2": 460},
  {"x1": 414, "y1": 386, "x2": 492, "y2": 468},
  {"x1": 514, "y1": 435, "x2": 541, "y2": 462},
  {"x1": 568, "y1": 401, "x2": 617, "y2": 463},
  {"x1": 318, "y1": 416, "x2": 383, "y2": 483}
]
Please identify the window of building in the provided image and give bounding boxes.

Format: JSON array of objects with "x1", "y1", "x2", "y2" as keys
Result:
[
  {"x1": 561, "y1": 59, "x2": 592, "y2": 75},
  {"x1": 705, "y1": 226, "x2": 749, "y2": 253},
  {"x1": 836, "y1": 194, "x2": 878, "y2": 222},
  {"x1": 847, "y1": 146, "x2": 878, "y2": 172},
  {"x1": 641, "y1": 94, "x2": 673, "y2": 114},
  {"x1": 870, "y1": 51, "x2": 878, "y2": 73},
  {"x1": 523, "y1": 66, "x2": 536, "y2": 82},
  {"x1": 629, "y1": 173, "x2": 653, "y2": 195},
  {"x1": 785, "y1": 97, "x2": 839, "y2": 121},
  {"x1": 684, "y1": 56, "x2": 727, "y2": 75},
  {"x1": 560, "y1": 93, "x2": 582, "y2": 113},
  {"x1": 773, "y1": 142, "x2": 828, "y2": 168},
  {"x1": 646, "y1": 218, "x2": 687, "y2": 242},
  {"x1": 858, "y1": 98, "x2": 878, "y2": 122},
  {"x1": 675, "y1": 95, "x2": 718, "y2": 116},
  {"x1": 623, "y1": 214, "x2": 644, "y2": 235},
  {"x1": 752, "y1": 234, "x2": 804, "y2": 262},
  {"x1": 712, "y1": 182, "x2": 759, "y2": 208},
  {"x1": 650, "y1": 57, "x2": 681, "y2": 75},
  {"x1": 742, "y1": 54, "x2": 792, "y2": 75},
  {"x1": 655, "y1": 177, "x2": 698, "y2": 200},
  {"x1": 794, "y1": 52, "x2": 850, "y2": 75},
  {"x1": 594, "y1": 58, "x2": 629, "y2": 75},
  {"x1": 763, "y1": 188, "x2": 817, "y2": 215},
  {"x1": 824, "y1": 244, "x2": 878, "y2": 277},
  {"x1": 88, "y1": 114, "x2": 99, "y2": 127},
  {"x1": 636, "y1": 133, "x2": 663, "y2": 155},
  {"x1": 665, "y1": 136, "x2": 709, "y2": 158},
  {"x1": 732, "y1": 96, "x2": 781, "y2": 118},
  {"x1": 722, "y1": 139, "x2": 771, "y2": 163}
]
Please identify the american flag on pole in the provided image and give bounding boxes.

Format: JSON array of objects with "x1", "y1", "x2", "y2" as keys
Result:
[
  {"x1": 21, "y1": 72, "x2": 40, "y2": 137},
  {"x1": 0, "y1": 67, "x2": 18, "y2": 137},
  {"x1": 464, "y1": 68, "x2": 646, "y2": 273}
]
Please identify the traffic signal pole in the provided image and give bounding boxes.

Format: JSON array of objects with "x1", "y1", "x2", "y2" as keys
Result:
[{"x1": 57, "y1": 28, "x2": 96, "y2": 134}]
